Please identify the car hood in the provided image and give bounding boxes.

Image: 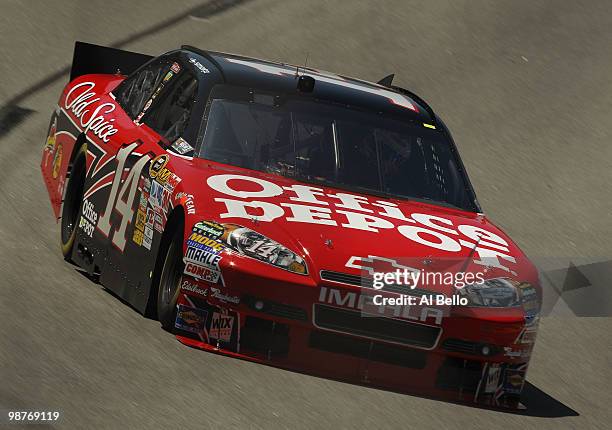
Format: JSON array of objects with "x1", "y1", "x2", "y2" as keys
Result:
[{"x1": 181, "y1": 159, "x2": 537, "y2": 292}]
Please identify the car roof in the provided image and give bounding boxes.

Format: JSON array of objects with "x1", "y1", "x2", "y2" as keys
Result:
[{"x1": 182, "y1": 46, "x2": 437, "y2": 124}]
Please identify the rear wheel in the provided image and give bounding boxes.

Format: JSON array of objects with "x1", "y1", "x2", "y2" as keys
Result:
[
  {"x1": 60, "y1": 144, "x2": 86, "y2": 261},
  {"x1": 156, "y1": 228, "x2": 185, "y2": 330}
]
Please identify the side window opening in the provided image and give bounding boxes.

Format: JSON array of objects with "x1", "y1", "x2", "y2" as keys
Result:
[
  {"x1": 143, "y1": 72, "x2": 198, "y2": 143},
  {"x1": 116, "y1": 60, "x2": 169, "y2": 119}
]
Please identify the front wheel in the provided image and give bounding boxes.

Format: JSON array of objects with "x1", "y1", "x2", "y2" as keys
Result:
[
  {"x1": 60, "y1": 144, "x2": 86, "y2": 261},
  {"x1": 157, "y1": 228, "x2": 185, "y2": 330}
]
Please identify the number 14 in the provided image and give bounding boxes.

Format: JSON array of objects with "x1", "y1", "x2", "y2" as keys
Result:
[{"x1": 97, "y1": 142, "x2": 151, "y2": 251}]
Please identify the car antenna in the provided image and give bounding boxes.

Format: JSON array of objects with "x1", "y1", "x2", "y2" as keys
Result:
[
  {"x1": 296, "y1": 52, "x2": 309, "y2": 78},
  {"x1": 461, "y1": 237, "x2": 481, "y2": 272}
]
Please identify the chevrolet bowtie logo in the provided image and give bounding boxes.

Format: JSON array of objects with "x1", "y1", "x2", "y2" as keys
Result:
[{"x1": 345, "y1": 255, "x2": 419, "y2": 277}]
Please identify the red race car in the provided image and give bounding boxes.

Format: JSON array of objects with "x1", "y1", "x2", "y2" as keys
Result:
[{"x1": 41, "y1": 42, "x2": 541, "y2": 409}]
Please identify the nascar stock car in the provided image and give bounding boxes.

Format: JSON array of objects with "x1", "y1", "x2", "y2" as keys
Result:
[{"x1": 41, "y1": 42, "x2": 541, "y2": 409}]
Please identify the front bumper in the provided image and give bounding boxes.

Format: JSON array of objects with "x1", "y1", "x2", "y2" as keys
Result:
[{"x1": 175, "y1": 267, "x2": 538, "y2": 410}]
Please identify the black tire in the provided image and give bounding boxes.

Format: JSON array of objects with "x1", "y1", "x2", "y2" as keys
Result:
[
  {"x1": 156, "y1": 228, "x2": 185, "y2": 330},
  {"x1": 60, "y1": 144, "x2": 87, "y2": 261}
]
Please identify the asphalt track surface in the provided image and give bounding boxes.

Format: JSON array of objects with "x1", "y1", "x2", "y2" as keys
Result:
[{"x1": 1, "y1": 1, "x2": 611, "y2": 428}]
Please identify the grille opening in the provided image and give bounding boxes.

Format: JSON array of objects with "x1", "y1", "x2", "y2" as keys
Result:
[
  {"x1": 435, "y1": 357, "x2": 483, "y2": 392},
  {"x1": 320, "y1": 270, "x2": 431, "y2": 296},
  {"x1": 442, "y1": 339, "x2": 501, "y2": 357},
  {"x1": 314, "y1": 304, "x2": 440, "y2": 349},
  {"x1": 240, "y1": 316, "x2": 289, "y2": 356},
  {"x1": 309, "y1": 330, "x2": 427, "y2": 369}
]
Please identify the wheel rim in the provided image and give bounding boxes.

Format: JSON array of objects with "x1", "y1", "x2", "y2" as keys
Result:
[{"x1": 61, "y1": 156, "x2": 85, "y2": 246}]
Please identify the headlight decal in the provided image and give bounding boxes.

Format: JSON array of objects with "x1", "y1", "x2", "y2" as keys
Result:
[
  {"x1": 457, "y1": 278, "x2": 520, "y2": 307},
  {"x1": 223, "y1": 224, "x2": 308, "y2": 275},
  {"x1": 456, "y1": 278, "x2": 541, "y2": 316}
]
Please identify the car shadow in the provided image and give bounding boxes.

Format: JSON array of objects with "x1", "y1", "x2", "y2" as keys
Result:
[
  {"x1": 517, "y1": 382, "x2": 579, "y2": 417},
  {"x1": 74, "y1": 267, "x2": 142, "y2": 314},
  {"x1": 73, "y1": 266, "x2": 579, "y2": 418}
]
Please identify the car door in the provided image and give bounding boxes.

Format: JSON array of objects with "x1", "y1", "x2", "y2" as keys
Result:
[
  {"x1": 85, "y1": 56, "x2": 178, "y2": 304},
  {"x1": 95, "y1": 57, "x2": 200, "y2": 310}
]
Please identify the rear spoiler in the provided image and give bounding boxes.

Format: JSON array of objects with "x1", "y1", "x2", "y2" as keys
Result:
[{"x1": 70, "y1": 41, "x2": 153, "y2": 81}]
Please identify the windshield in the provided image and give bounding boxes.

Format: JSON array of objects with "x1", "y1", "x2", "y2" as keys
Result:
[{"x1": 197, "y1": 91, "x2": 476, "y2": 210}]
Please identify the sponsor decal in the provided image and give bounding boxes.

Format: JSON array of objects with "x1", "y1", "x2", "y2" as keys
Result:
[
  {"x1": 149, "y1": 156, "x2": 181, "y2": 192},
  {"x1": 171, "y1": 62, "x2": 181, "y2": 73},
  {"x1": 149, "y1": 180, "x2": 171, "y2": 210},
  {"x1": 145, "y1": 207, "x2": 154, "y2": 226},
  {"x1": 180, "y1": 193, "x2": 196, "y2": 214},
  {"x1": 185, "y1": 246, "x2": 222, "y2": 267},
  {"x1": 132, "y1": 208, "x2": 147, "y2": 246},
  {"x1": 193, "y1": 221, "x2": 224, "y2": 240},
  {"x1": 79, "y1": 216, "x2": 95, "y2": 237},
  {"x1": 479, "y1": 363, "x2": 529, "y2": 405},
  {"x1": 210, "y1": 287, "x2": 240, "y2": 304},
  {"x1": 143, "y1": 225, "x2": 153, "y2": 250},
  {"x1": 171, "y1": 137, "x2": 194, "y2": 155},
  {"x1": 503, "y1": 346, "x2": 531, "y2": 359},
  {"x1": 78, "y1": 199, "x2": 98, "y2": 237},
  {"x1": 153, "y1": 210, "x2": 164, "y2": 233},
  {"x1": 518, "y1": 283, "x2": 540, "y2": 326},
  {"x1": 139, "y1": 192, "x2": 148, "y2": 211},
  {"x1": 133, "y1": 228, "x2": 144, "y2": 246},
  {"x1": 184, "y1": 262, "x2": 221, "y2": 283},
  {"x1": 156, "y1": 169, "x2": 171, "y2": 184},
  {"x1": 51, "y1": 143, "x2": 63, "y2": 179},
  {"x1": 210, "y1": 312, "x2": 234, "y2": 342},
  {"x1": 130, "y1": 181, "x2": 152, "y2": 248},
  {"x1": 484, "y1": 364, "x2": 501, "y2": 394},
  {"x1": 64, "y1": 81, "x2": 119, "y2": 142},
  {"x1": 187, "y1": 233, "x2": 224, "y2": 253},
  {"x1": 184, "y1": 222, "x2": 226, "y2": 270},
  {"x1": 135, "y1": 68, "x2": 179, "y2": 124},
  {"x1": 318, "y1": 286, "x2": 444, "y2": 325},
  {"x1": 182, "y1": 223, "x2": 225, "y2": 284},
  {"x1": 82, "y1": 199, "x2": 98, "y2": 225},
  {"x1": 175, "y1": 304, "x2": 208, "y2": 334},
  {"x1": 134, "y1": 69, "x2": 177, "y2": 126},
  {"x1": 180, "y1": 277, "x2": 208, "y2": 297},
  {"x1": 163, "y1": 171, "x2": 181, "y2": 191},
  {"x1": 45, "y1": 117, "x2": 57, "y2": 150},
  {"x1": 502, "y1": 368, "x2": 526, "y2": 395},
  {"x1": 57, "y1": 176, "x2": 65, "y2": 199},
  {"x1": 188, "y1": 57, "x2": 210, "y2": 74},
  {"x1": 207, "y1": 174, "x2": 518, "y2": 274},
  {"x1": 135, "y1": 209, "x2": 146, "y2": 231},
  {"x1": 149, "y1": 154, "x2": 169, "y2": 178},
  {"x1": 135, "y1": 111, "x2": 145, "y2": 124}
]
